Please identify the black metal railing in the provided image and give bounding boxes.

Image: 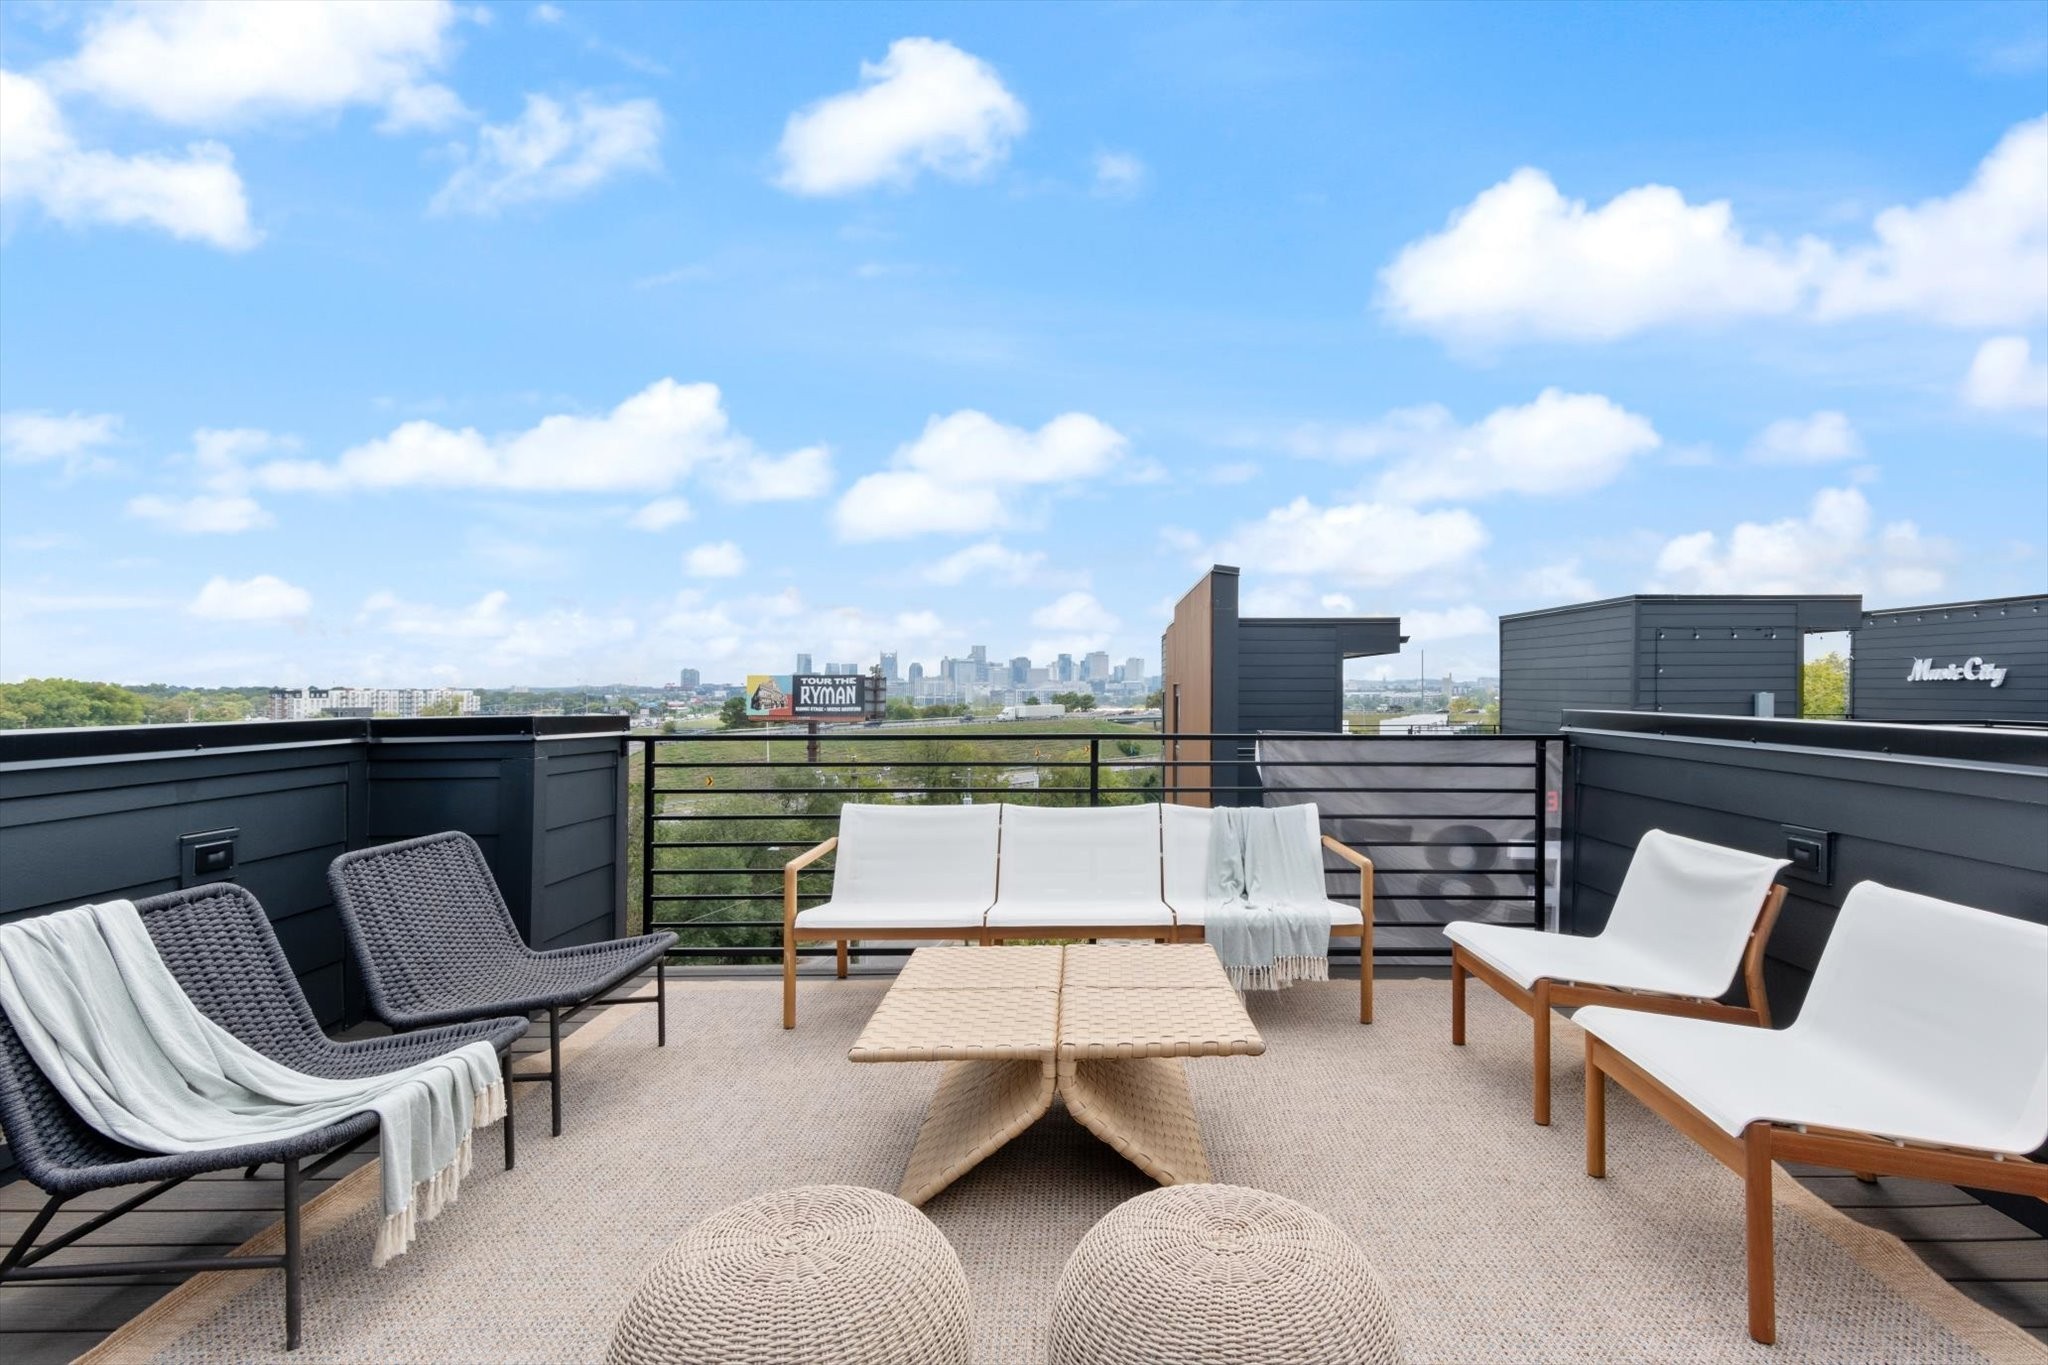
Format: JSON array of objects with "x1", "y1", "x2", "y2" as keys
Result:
[{"x1": 637, "y1": 727, "x2": 1560, "y2": 965}]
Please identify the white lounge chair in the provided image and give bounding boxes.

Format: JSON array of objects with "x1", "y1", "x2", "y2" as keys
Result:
[
  {"x1": 1161, "y1": 802, "x2": 1377, "y2": 1022},
  {"x1": 1578, "y1": 882, "x2": 2048, "y2": 1344},
  {"x1": 984, "y1": 803, "x2": 1175, "y2": 943},
  {"x1": 1443, "y1": 829, "x2": 1788, "y2": 1124},
  {"x1": 781, "y1": 803, "x2": 1001, "y2": 1029}
]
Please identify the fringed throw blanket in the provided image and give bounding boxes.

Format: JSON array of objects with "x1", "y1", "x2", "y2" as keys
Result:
[
  {"x1": 0, "y1": 901, "x2": 503, "y2": 1266},
  {"x1": 1205, "y1": 807, "x2": 1332, "y2": 992}
]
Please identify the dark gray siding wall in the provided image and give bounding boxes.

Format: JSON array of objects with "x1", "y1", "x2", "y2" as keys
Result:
[
  {"x1": 1563, "y1": 716, "x2": 2047, "y2": 1025},
  {"x1": 0, "y1": 743, "x2": 370, "y2": 1023},
  {"x1": 1851, "y1": 597, "x2": 2048, "y2": 724},
  {"x1": 534, "y1": 738, "x2": 629, "y2": 948},
  {"x1": 1237, "y1": 622, "x2": 1345, "y2": 733},
  {"x1": 1634, "y1": 601, "x2": 1804, "y2": 718},
  {"x1": 1500, "y1": 601, "x2": 1635, "y2": 733}
]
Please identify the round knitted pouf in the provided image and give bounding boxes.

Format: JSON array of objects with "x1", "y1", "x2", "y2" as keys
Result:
[
  {"x1": 607, "y1": 1185, "x2": 971, "y2": 1365},
  {"x1": 1048, "y1": 1184, "x2": 1404, "y2": 1365}
]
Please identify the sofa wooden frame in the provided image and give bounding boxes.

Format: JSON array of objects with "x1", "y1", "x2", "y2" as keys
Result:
[
  {"x1": 1451, "y1": 884, "x2": 1787, "y2": 1125},
  {"x1": 1584, "y1": 1029, "x2": 2048, "y2": 1344}
]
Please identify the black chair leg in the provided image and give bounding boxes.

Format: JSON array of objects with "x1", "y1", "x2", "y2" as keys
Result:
[
  {"x1": 0, "y1": 1194, "x2": 63, "y2": 1279},
  {"x1": 549, "y1": 1006, "x2": 562, "y2": 1137},
  {"x1": 657, "y1": 957, "x2": 667, "y2": 1048},
  {"x1": 243, "y1": 1162, "x2": 263, "y2": 1179},
  {"x1": 501, "y1": 1049, "x2": 516, "y2": 1170},
  {"x1": 282, "y1": 1157, "x2": 303, "y2": 1351}
]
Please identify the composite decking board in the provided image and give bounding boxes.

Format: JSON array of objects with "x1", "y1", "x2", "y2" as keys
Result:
[{"x1": 1837, "y1": 1202, "x2": 2045, "y2": 1242}]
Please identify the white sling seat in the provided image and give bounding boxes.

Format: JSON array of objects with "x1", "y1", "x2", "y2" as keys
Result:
[
  {"x1": 984, "y1": 803, "x2": 1173, "y2": 930},
  {"x1": 1578, "y1": 882, "x2": 2048, "y2": 1154},
  {"x1": 792, "y1": 803, "x2": 1001, "y2": 931},
  {"x1": 1578, "y1": 882, "x2": 2048, "y2": 1343},
  {"x1": 1161, "y1": 803, "x2": 1361, "y2": 927},
  {"x1": 1444, "y1": 829, "x2": 1788, "y2": 999},
  {"x1": 1444, "y1": 828, "x2": 1788, "y2": 1125}
]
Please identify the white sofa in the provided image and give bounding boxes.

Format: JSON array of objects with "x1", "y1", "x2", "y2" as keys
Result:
[
  {"x1": 781, "y1": 800, "x2": 1376, "y2": 1027},
  {"x1": 1579, "y1": 882, "x2": 2048, "y2": 1344}
]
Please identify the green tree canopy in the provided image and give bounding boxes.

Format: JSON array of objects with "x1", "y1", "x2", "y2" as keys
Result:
[
  {"x1": 718, "y1": 696, "x2": 750, "y2": 728},
  {"x1": 0, "y1": 678, "x2": 151, "y2": 729},
  {"x1": 1803, "y1": 652, "x2": 1849, "y2": 718}
]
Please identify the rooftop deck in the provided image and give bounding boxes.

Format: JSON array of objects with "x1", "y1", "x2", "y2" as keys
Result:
[{"x1": 2, "y1": 966, "x2": 2041, "y2": 1363}]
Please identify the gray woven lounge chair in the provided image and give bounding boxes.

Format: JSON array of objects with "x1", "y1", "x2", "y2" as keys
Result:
[
  {"x1": 329, "y1": 831, "x2": 677, "y2": 1137},
  {"x1": 0, "y1": 884, "x2": 528, "y2": 1351}
]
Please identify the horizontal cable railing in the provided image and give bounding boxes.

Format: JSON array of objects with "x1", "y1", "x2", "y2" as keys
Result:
[{"x1": 635, "y1": 727, "x2": 1559, "y2": 965}]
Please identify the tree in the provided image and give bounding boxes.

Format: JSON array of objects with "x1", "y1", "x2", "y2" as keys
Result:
[
  {"x1": 884, "y1": 697, "x2": 916, "y2": 720},
  {"x1": 1052, "y1": 691, "x2": 1095, "y2": 712},
  {"x1": 1144, "y1": 689, "x2": 1164, "y2": 709},
  {"x1": 0, "y1": 678, "x2": 149, "y2": 729},
  {"x1": 718, "y1": 696, "x2": 750, "y2": 729},
  {"x1": 417, "y1": 696, "x2": 465, "y2": 717},
  {"x1": 1024, "y1": 695, "x2": 1041, "y2": 705},
  {"x1": 1803, "y1": 652, "x2": 1849, "y2": 718}
]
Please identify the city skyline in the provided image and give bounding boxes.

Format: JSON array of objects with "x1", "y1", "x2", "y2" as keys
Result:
[{"x1": 2, "y1": 4, "x2": 2042, "y2": 691}]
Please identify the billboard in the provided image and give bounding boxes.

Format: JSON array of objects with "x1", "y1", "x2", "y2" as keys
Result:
[{"x1": 744, "y1": 673, "x2": 875, "y2": 721}]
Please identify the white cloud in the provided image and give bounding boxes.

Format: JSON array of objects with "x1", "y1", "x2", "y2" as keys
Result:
[
  {"x1": 1402, "y1": 605, "x2": 1493, "y2": 639},
  {"x1": 1027, "y1": 590, "x2": 1119, "y2": 657},
  {"x1": 0, "y1": 408, "x2": 121, "y2": 471},
  {"x1": 50, "y1": 0, "x2": 464, "y2": 130},
  {"x1": 1747, "y1": 410, "x2": 1863, "y2": 464},
  {"x1": 775, "y1": 37, "x2": 1026, "y2": 196},
  {"x1": 533, "y1": 3, "x2": 564, "y2": 23},
  {"x1": 188, "y1": 573, "x2": 311, "y2": 621},
  {"x1": 1092, "y1": 151, "x2": 1146, "y2": 197},
  {"x1": 834, "y1": 410, "x2": 1127, "y2": 540},
  {"x1": 242, "y1": 379, "x2": 817, "y2": 499},
  {"x1": 1380, "y1": 115, "x2": 2047, "y2": 342},
  {"x1": 1651, "y1": 486, "x2": 1947, "y2": 599},
  {"x1": 359, "y1": 588, "x2": 636, "y2": 671},
  {"x1": 684, "y1": 541, "x2": 746, "y2": 578},
  {"x1": 1513, "y1": 558, "x2": 1597, "y2": 602},
  {"x1": 922, "y1": 540, "x2": 1047, "y2": 586},
  {"x1": 1275, "y1": 389, "x2": 1660, "y2": 502},
  {"x1": 626, "y1": 496, "x2": 692, "y2": 531},
  {"x1": 1814, "y1": 117, "x2": 2048, "y2": 326},
  {"x1": 700, "y1": 445, "x2": 835, "y2": 502},
  {"x1": 1209, "y1": 498, "x2": 1488, "y2": 586},
  {"x1": 0, "y1": 69, "x2": 257, "y2": 250},
  {"x1": 1236, "y1": 583, "x2": 1366, "y2": 617},
  {"x1": 432, "y1": 93, "x2": 662, "y2": 215},
  {"x1": 126, "y1": 492, "x2": 273, "y2": 533},
  {"x1": 1962, "y1": 335, "x2": 2048, "y2": 411}
]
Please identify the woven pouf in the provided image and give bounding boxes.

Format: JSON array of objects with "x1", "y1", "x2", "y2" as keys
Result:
[
  {"x1": 1048, "y1": 1184, "x2": 1405, "y2": 1365},
  {"x1": 607, "y1": 1185, "x2": 971, "y2": 1365}
]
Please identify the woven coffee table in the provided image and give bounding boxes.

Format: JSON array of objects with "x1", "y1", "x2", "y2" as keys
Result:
[{"x1": 850, "y1": 944, "x2": 1264, "y2": 1206}]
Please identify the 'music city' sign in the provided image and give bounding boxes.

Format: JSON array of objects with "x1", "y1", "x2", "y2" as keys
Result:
[
  {"x1": 744, "y1": 673, "x2": 876, "y2": 720},
  {"x1": 1906, "y1": 657, "x2": 2009, "y2": 688}
]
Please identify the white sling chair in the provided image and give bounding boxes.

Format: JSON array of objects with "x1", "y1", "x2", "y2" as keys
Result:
[
  {"x1": 1579, "y1": 882, "x2": 2048, "y2": 1344},
  {"x1": 984, "y1": 803, "x2": 1174, "y2": 942},
  {"x1": 781, "y1": 803, "x2": 1001, "y2": 1028},
  {"x1": 1444, "y1": 829, "x2": 1788, "y2": 1124},
  {"x1": 1161, "y1": 802, "x2": 1377, "y2": 1022}
]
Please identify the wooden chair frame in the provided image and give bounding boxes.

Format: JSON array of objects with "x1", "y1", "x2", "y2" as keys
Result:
[
  {"x1": 1172, "y1": 835, "x2": 1376, "y2": 1023},
  {"x1": 1585, "y1": 1030, "x2": 2048, "y2": 1343},
  {"x1": 1452, "y1": 884, "x2": 1787, "y2": 1124}
]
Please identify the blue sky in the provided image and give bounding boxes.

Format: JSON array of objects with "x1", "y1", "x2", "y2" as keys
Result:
[{"x1": 2, "y1": 0, "x2": 2043, "y2": 688}]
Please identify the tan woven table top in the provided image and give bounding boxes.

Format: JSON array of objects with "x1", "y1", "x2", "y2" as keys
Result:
[{"x1": 849, "y1": 944, "x2": 1264, "y2": 1065}]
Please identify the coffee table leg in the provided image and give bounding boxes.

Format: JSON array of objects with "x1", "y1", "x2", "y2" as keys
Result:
[
  {"x1": 899, "y1": 1058, "x2": 1055, "y2": 1207},
  {"x1": 1059, "y1": 1056, "x2": 1213, "y2": 1186}
]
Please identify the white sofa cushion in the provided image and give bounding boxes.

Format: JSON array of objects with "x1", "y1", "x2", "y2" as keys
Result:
[
  {"x1": 795, "y1": 901, "x2": 989, "y2": 932},
  {"x1": 989, "y1": 803, "x2": 1170, "y2": 926},
  {"x1": 1162, "y1": 802, "x2": 1357, "y2": 926},
  {"x1": 1444, "y1": 829, "x2": 1786, "y2": 999},
  {"x1": 829, "y1": 802, "x2": 1000, "y2": 910},
  {"x1": 1578, "y1": 882, "x2": 2048, "y2": 1152},
  {"x1": 983, "y1": 901, "x2": 1175, "y2": 929}
]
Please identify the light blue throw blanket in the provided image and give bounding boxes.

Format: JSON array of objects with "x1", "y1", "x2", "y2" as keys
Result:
[
  {"x1": 0, "y1": 901, "x2": 504, "y2": 1266},
  {"x1": 1204, "y1": 807, "x2": 1333, "y2": 991}
]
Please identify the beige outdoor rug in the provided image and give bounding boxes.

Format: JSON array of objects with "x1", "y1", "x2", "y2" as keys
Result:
[{"x1": 88, "y1": 978, "x2": 2043, "y2": 1364}]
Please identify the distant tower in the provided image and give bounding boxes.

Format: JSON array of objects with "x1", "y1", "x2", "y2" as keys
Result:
[
  {"x1": 679, "y1": 667, "x2": 701, "y2": 689},
  {"x1": 908, "y1": 661, "x2": 925, "y2": 685},
  {"x1": 795, "y1": 652, "x2": 812, "y2": 674},
  {"x1": 879, "y1": 651, "x2": 899, "y2": 682}
]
